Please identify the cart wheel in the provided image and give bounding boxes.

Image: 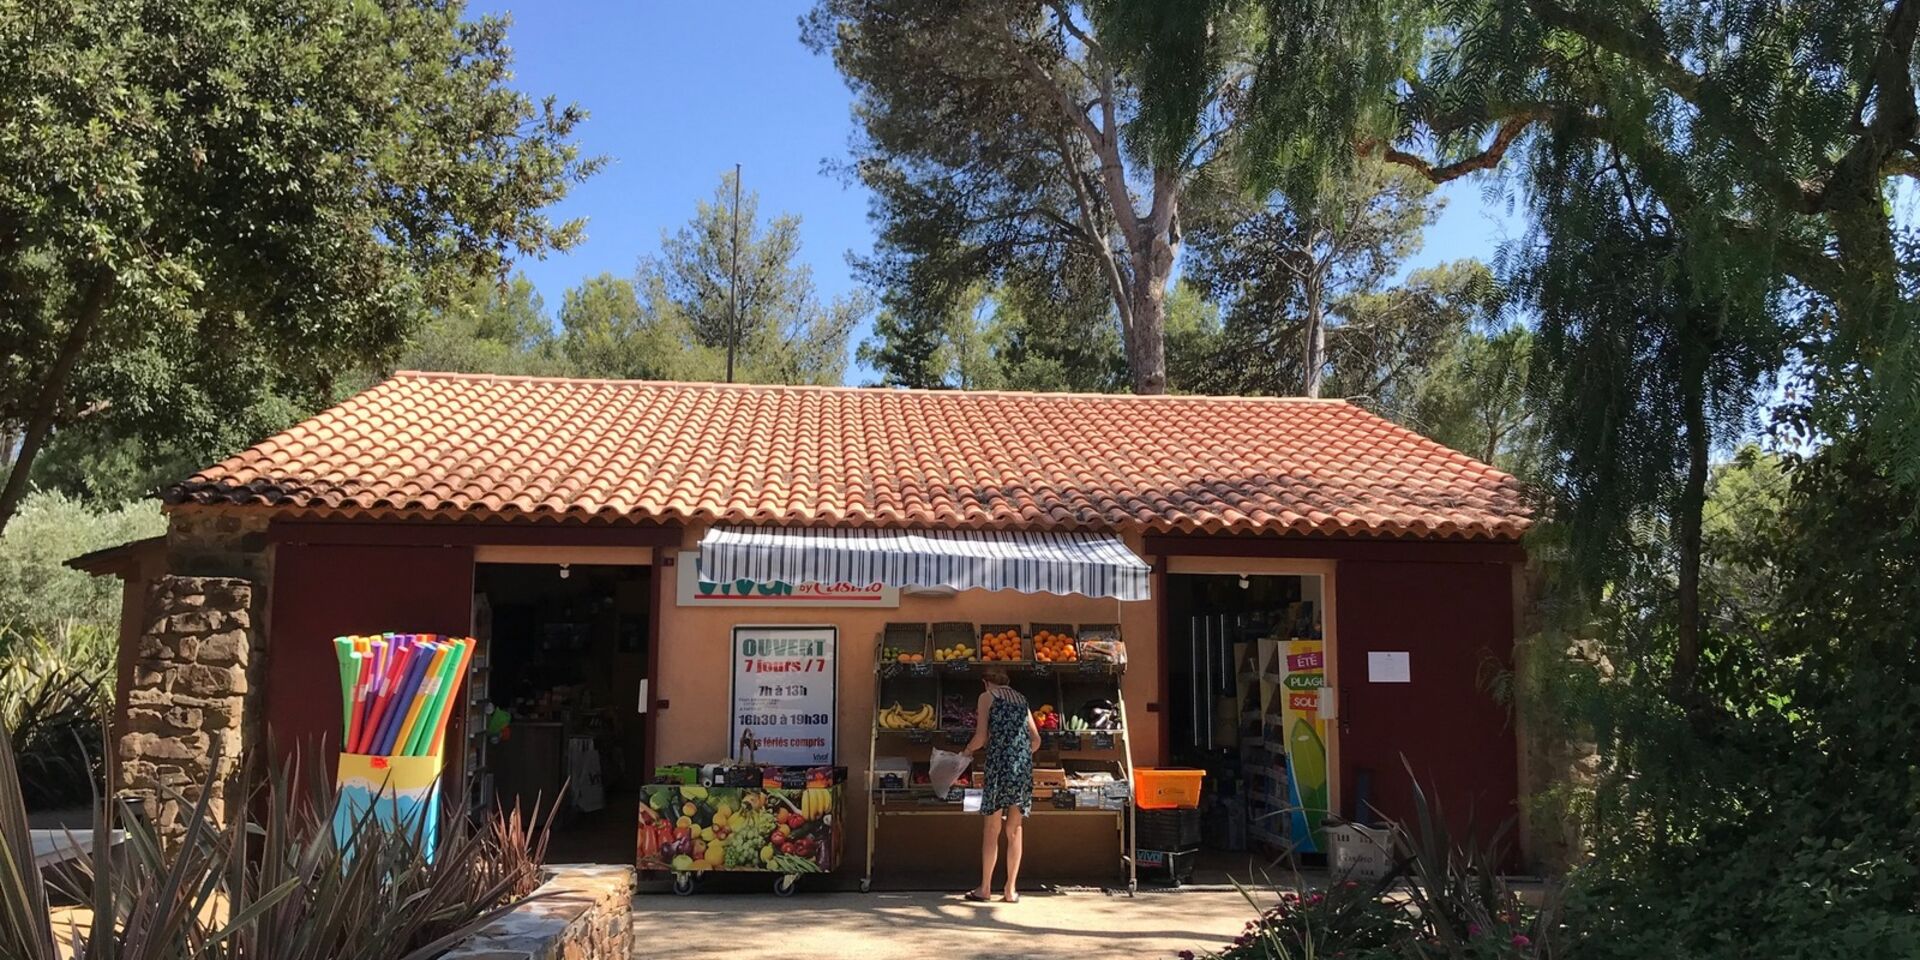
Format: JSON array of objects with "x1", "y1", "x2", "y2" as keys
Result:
[
  {"x1": 860, "y1": 877, "x2": 872, "y2": 893},
  {"x1": 671, "y1": 873, "x2": 695, "y2": 896},
  {"x1": 774, "y1": 874, "x2": 798, "y2": 897}
]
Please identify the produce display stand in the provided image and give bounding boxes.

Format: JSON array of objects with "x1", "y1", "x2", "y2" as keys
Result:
[
  {"x1": 862, "y1": 623, "x2": 1139, "y2": 894},
  {"x1": 638, "y1": 780, "x2": 846, "y2": 896}
]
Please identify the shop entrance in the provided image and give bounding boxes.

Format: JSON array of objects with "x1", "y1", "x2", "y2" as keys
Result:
[
  {"x1": 469, "y1": 563, "x2": 651, "y2": 863},
  {"x1": 1166, "y1": 572, "x2": 1330, "y2": 871}
]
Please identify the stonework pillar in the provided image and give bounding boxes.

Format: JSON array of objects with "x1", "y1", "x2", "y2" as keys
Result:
[{"x1": 120, "y1": 575, "x2": 252, "y2": 838}]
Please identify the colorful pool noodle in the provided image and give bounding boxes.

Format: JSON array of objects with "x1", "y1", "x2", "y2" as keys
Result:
[
  {"x1": 335, "y1": 632, "x2": 474, "y2": 757},
  {"x1": 358, "y1": 636, "x2": 411, "y2": 754},
  {"x1": 421, "y1": 637, "x2": 475, "y2": 757},
  {"x1": 372, "y1": 638, "x2": 430, "y2": 755},
  {"x1": 393, "y1": 641, "x2": 449, "y2": 756},
  {"x1": 414, "y1": 641, "x2": 463, "y2": 756}
]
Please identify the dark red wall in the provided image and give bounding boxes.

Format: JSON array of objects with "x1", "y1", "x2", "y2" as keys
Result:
[
  {"x1": 1334, "y1": 559, "x2": 1518, "y2": 847},
  {"x1": 266, "y1": 543, "x2": 475, "y2": 772}
]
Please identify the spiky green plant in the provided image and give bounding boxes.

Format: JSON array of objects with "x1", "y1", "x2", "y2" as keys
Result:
[
  {"x1": 1, "y1": 629, "x2": 113, "y2": 809},
  {"x1": 0, "y1": 725, "x2": 551, "y2": 960}
]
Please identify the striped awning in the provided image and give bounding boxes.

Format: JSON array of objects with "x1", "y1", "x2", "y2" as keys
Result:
[{"x1": 697, "y1": 527, "x2": 1152, "y2": 601}]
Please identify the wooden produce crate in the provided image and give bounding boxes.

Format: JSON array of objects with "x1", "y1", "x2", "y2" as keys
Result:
[{"x1": 977, "y1": 622, "x2": 1028, "y2": 662}]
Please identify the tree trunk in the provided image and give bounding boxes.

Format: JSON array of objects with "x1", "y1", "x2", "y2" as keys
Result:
[
  {"x1": 0, "y1": 268, "x2": 113, "y2": 535},
  {"x1": 1301, "y1": 272, "x2": 1327, "y2": 398},
  {"x1": 1670, "y1": 328, "x2": 1710, "y2": 699},
  {"x1": 1125, "y1": 239, "x2": 1173, "y2": 395}
]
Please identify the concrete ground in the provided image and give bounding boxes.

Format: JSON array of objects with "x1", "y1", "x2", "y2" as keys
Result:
[{"x1": 630, "y1": 886, "x2": 1261, "y2": 959}]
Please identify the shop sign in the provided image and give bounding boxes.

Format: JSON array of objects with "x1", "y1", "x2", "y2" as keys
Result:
[
  {"x1": 678, "y1": 553, "x2": 899, "y2": 607},
  {"x1": 730, "y1": 626, "x2": 837, "y2": 766},
  {"x1": 1281, "y1": 638, "x2": 1330, "y2": 854}
]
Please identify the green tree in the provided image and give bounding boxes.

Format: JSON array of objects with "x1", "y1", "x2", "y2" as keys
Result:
[
  {"x1": 859, "y1": 283, "x2": 1004, "y2": 390},
  {"x1": 0, "y1": 0, "x2": 599, "y2": 535},
  {"x1": 805, "y1": 0, "x2": 1349, "y2": 393},
  {"x1": 1409, "y1": 323, "x2": 1541, "y2": 478},
  {"x1": 394, "y1": 274, "x2": 561, "y2": 377},
  {"x1": 1186, "y1": 159, "x2": 1437, "y2": 396},
  {"x1": 648, "y1": 171, "x2": 863, "y2": 386},
  {"x1": 557, "y1": 273, "x2": 718, "y2": 382}
]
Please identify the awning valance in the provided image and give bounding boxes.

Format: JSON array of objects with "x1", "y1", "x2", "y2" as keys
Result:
[{"x1": 697, "y1": 527, "x2": 1152, "y2": 601}]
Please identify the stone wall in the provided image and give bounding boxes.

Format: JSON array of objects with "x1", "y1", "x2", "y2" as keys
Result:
[
  {"x1": 120, "y1": 575, "x2": 252, "y2": 838},
  {"x1": 164, "y1": 509, "x2": 275, "y2": 759},
  {"x1": 441, "y1": 864, "x2": 635, "y2": 960}
]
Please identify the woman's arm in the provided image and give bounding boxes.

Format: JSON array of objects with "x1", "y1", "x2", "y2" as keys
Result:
[
  {"x1": 1025, "y1": 708, "x2": 1041, "y2": 754},
  {"x1": 962, "y1": 691, "x2": 991, "y2": 754}
]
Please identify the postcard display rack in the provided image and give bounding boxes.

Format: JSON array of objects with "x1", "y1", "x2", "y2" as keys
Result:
[{"x1": 863, "y1": 621, "x2": 1139, "y2": 894}]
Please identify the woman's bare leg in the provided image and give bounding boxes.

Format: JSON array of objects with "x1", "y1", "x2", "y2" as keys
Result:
[
  {"x1": 1002, "y1": 806, "x2": 1025, "y2": 900},
  {"x1": 976, "y1": 811, "x2": 1002, "y2": 897}
]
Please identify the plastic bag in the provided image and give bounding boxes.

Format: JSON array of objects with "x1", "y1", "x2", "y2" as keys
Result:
[{"x1": 928, "y1": 747, "x2": 972, "y2": 797}]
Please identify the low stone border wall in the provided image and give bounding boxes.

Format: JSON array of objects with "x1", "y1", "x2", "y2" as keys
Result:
[{"x1": 442, "y1": 864, "x2": 634, "y2": 960}]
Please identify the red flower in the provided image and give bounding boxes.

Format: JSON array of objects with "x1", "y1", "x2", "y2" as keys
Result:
[{"x1": 1512, "y1": 934, "x2": 1533, "y2": 949}]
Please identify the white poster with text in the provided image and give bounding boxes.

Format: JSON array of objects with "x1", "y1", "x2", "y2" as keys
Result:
[{"x1": 730, "y1": 626, "x2": 837, "y2": 766}]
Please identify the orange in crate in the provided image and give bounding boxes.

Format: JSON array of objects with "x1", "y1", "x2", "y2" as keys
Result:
[
  {"x1": 1134, "y1": 767, "x2": 1205, "y2": 809},
  {"x1": 1032, "y1": 629, "x2": 1078, "y2": 663},
  {"x1": 981, "y1": 630, "x2": 1023, "y2": 661}
]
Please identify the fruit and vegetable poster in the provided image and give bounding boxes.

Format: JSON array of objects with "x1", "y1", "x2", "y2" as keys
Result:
[
  {"x1": 731, "y1": 626, "x2": 837, "y2": 766},
  {"x1": 638, "y1": 784, "x2": 843, "y2": 874},
  {"x1": 1282, "y1": 638, "x2": 1330, "y2": 853}
]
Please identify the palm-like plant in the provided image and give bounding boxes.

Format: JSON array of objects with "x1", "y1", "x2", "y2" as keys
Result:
[{"x1": 0, "y1": 725, "x2": 548, "y2": 960}]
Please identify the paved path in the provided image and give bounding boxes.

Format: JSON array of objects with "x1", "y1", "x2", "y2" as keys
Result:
[{"x1": 631, "y1": 887, "x2": 1259, "y2": 959}]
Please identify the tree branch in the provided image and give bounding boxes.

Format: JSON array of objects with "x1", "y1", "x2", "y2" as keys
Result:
[
  {"x1": 1372, "y1": 114, "x2": 1541, "y2": 184},
  {"x1": 0, "y1": 267, "x2": 114, "y2": 533},
  {"x1": 1055, "y1": 130, "x2": 1136, "y2": 338},
  {"x1": 1527, "y1": 0, "x2": 1825, "y2": 211}
]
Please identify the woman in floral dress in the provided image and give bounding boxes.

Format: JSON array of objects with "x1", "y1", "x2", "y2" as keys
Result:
[{"x1": 962, "y1": 668, "x2": 1040, "y2": 902}]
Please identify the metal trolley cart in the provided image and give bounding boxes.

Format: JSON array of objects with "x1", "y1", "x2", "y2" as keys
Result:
[{"x1": 639, "y1": 778, "x2": 846, "y2": 896}]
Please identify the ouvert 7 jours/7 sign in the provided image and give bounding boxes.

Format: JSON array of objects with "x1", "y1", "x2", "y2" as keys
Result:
[{"x1": 729, "y1": 626, "x2": 838, "y2": 766}]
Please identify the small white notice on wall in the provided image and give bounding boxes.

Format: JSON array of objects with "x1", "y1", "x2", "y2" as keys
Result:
[{"x1": 1367, "y1": 651, "x2": 1411, "y2": 683}]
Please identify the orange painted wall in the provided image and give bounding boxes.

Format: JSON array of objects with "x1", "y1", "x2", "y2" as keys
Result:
[{"x1": 651, "y1": 533, "x2": 1161, "y2": 875}]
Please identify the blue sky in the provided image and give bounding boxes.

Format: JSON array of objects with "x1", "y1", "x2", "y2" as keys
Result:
[{"x1": 477, "y1": 2, "x2": 1524, "y2": 383}]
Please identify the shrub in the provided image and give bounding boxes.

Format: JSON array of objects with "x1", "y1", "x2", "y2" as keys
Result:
[{"x1": 0, "y1": 492, "x2": 163, "y2": 648}]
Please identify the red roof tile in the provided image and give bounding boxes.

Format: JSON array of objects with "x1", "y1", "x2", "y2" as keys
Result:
[{"x1": 164, "y1": 372, "x2": 1531, "y2": 539}]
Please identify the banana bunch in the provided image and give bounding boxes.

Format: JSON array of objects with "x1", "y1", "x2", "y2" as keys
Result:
[
  {"x1": 878, "y1": 701, "x2": 936, "y2": 730},
  {"x1": 800, "y1": 787, "x2": 835, "y2": 819}
]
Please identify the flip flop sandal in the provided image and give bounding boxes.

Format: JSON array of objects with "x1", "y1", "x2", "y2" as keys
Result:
[
  {"x1": 1002, "y1": 893, "x2": 1021, "y2": 903},
  {"x1": 964, "y1": 890, "x2": 993, "y2": 902}
]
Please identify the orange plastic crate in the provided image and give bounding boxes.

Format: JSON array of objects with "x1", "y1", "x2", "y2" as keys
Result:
[{"x1": 1133, "y1": 767, "x2": 1205, "y2": 809}]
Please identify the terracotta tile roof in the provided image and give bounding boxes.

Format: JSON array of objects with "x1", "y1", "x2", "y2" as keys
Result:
[{"x1": 164, "y1": 372, "x2": 1531, "y2": 540}]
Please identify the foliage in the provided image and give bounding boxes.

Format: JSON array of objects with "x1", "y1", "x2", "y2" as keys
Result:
[
  {"x1": 858, "y1": 283, "x2": 1006, "y2": 390},
  {"x1": 386, "y1": 274, "x2": 565, "y2": 379},
  {"x1": 0, "y1": 727, "x2": 555, "y2": 960},
  {"x1": 1543, "y1": 441, "x2": 1920, "y2": 960},
  {"x1": 1407, "y1": 322, "x2": 1542, "y2": 480},
  {"x1": 0, "y1": 492, "x2": 163, "y2": 645},
  {"x1": 1185, "y1": 158, "x2": 1437, "y2": 396},
  {"x1": 0, "y1": 0, "x2": 600, "y2": 535},
  {"x1": 555, "y1": 273, "x2": 716, "y2": 382},
  {"x1": 804, "y1": 0, "x2": 1261, "y2": 393},
  {"x1": 653, "y1": 171, "x2": 865, "y2": 385},
  {"x1": 1194, "y1": 776, "x2": 1551, "y2": 960},
  {"x1": 0, "y1": 632, "x2": 112, "y2": 810}
]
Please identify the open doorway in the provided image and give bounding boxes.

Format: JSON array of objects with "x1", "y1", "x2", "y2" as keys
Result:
[
  {"x1": 1167, "y1": 572, "x2": 1328, "y2": 873},
  {"x1": 469, "y1": 563, "x2": 650, "y2": 863}
]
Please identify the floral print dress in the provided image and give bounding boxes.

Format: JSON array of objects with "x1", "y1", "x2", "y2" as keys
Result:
[{"x1": 980, "y1": 685, "x2": 1033, "y2": 816}]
